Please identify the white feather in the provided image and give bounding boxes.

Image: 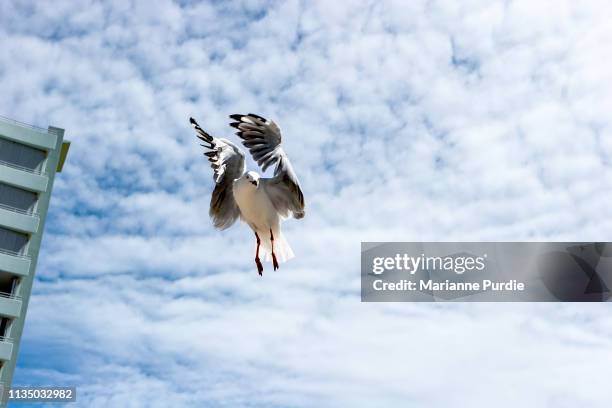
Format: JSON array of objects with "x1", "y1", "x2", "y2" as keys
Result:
[{"x1": 233, "y1": 172, "x2": 294, "y2": 263}]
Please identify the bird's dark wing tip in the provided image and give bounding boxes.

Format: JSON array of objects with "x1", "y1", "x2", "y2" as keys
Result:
[
  {"x1": 189, "y1": 117, "x2": 197, "y2": 125},
  {"x1": 229, "y1": 114, "x2": 242, "y2": 121},
  {"x1": 248, "y1": 113, "x2": 266, "y2": 121}
]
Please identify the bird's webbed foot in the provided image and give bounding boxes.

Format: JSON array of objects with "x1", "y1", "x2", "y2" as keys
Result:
[
  {"x1": 272, "y1": 253, "x2": 279, "y2": 271},
  {"x1": 255, "y1": 257, "x2": 264, "y2": 276}
]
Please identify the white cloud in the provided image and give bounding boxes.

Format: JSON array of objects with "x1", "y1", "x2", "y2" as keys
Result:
[{"x1": 2, "y1": 0, "x2": 612, "y2": 406}]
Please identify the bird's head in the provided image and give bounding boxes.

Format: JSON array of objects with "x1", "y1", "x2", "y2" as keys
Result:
[{"x1": 244, "y1": 171, "x2": 261, "y2": 187}]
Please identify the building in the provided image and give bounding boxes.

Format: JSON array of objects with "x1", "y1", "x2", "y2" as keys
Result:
[{"x1": 0, "y1": 116, "x2": 69, "y2": 403}]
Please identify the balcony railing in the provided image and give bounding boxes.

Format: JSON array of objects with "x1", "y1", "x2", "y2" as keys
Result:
[
  {"x1": 0, "y1": 292, "x2": 21, "y2": 301},
  {"x1": 0, "y1": 114, "x2": 48, "y2": 133},
  {"x1": 0, "y1": 336, "x2": 12, "y2": 344},
  {"x1": 0, "y1": 248, "x2": 29, "y2": 260},
  {"x1": 0, "y1": 202, "x2": 38, "y2": 217},
  {"x1": 0, "y1": 159, "x2": 45, "y2": 175}
]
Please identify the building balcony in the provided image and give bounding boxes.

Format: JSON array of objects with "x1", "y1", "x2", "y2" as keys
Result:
[
  {"x1": 0, "y1": 160, "x2": 48, "y2": 193},
  {"x1": 0, "y1": 115, "x2": 57, "y2": 151},
  {"x1": 0, "y1": 250, "x2": 30, "y2": 277},
  {"x1": 0, "y1": 337, "x2": 12, "y2": 361},
  {"x1": 0, "y1": 293, "x2": 21, "y2": 319},
  {"x1": 0, "y1": 204, "x2": 39, "y2": 234}
]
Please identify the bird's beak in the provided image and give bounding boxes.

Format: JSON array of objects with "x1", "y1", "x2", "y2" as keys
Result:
[{"x1": 250, "y1": 180, "x2": 258, "y2": 187}]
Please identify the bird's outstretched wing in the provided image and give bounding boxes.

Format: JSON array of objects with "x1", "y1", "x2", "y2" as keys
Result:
[
  {"x1": 191, "y1": 117, "x2": 246, "y2": 229},
  {"x1": 229, "y1": 113, "x2": 305, "y2": 219}
]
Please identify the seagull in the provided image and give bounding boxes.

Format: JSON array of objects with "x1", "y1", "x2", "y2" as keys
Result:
[{"x1": 190, "y1": 113, "x2": 305, "y2": 276}]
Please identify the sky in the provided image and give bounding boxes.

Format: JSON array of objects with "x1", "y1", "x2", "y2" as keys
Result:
[{"x1": 1, "y1": 0, "x2": 612, "y2": 406}]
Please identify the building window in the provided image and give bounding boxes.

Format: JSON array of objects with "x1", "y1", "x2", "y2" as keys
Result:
[
  {"x1": 0, "y1": 317, "x2": 10, "y2": 340},
  {"x1": 0, "y1": 276, "x2": 17, "y2": 297},
  {"x1": 0, "y1": 138, "x2": 46, "y2": 173},
  {"x1": 0, "y1": 226, "x2": 29, "y2": 255},
  {"x1": 0, "y1": 182, "x2": 38, "y2": 214}
]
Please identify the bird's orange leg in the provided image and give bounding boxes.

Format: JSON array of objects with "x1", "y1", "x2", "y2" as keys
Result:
[
  {"x1": 270, "y1": 229, "x2": 279, "y2": 271},
  {"x1": 255, "y1": 232, "x2": 263, "y2": 276}
]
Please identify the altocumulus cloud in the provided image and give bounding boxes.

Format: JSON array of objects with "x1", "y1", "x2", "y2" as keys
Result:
[{"x1": 1, "y1": 0, "x2": 612, "y2": 407}]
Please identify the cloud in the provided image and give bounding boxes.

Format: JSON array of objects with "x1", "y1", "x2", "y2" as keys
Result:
[{"x1": 1, "y1": 0, "x2": 612, "y2": 406}]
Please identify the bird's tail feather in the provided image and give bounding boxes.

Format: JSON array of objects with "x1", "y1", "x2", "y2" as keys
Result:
[{"x1": 258, "y1": 228, "x2": 294, "y2": 263}]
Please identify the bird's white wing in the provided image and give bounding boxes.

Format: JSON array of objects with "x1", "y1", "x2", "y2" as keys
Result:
[
  {"x1": 191, "y1": 117, "x2": 246, "y2": 229},
  {"x1": 229, "y1": 113, "x2": 305, "y2": 219}
]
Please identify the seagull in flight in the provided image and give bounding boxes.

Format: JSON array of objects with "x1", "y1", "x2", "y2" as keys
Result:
[{"x1": 190, "y1": 113, "x2": 305, "y2": 275}]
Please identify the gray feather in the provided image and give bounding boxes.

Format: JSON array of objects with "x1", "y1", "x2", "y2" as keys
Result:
[
  {"x1": 190, "y1": 117, "x2": 246, "y2": 229},
  {"x1": 229, "y1": 113, "x2": 305, "y2": 219}
]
